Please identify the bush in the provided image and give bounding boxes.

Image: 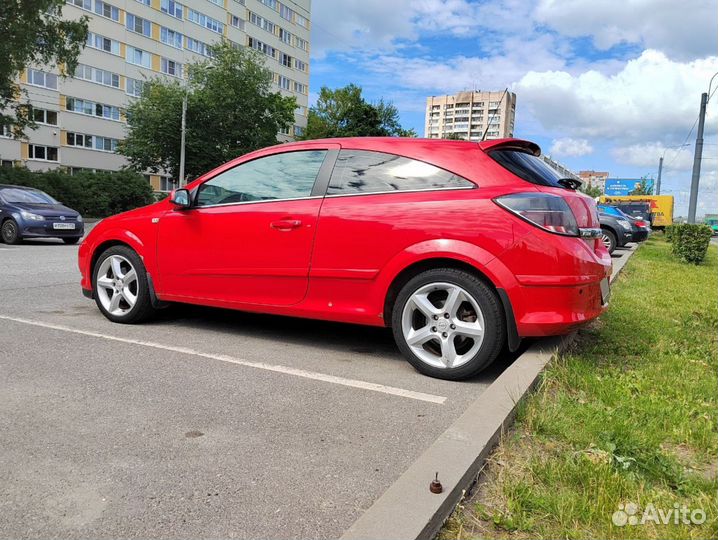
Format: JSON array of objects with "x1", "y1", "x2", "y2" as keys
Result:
[
  {"x1": 670, "y1": 223, "x2": 713, "y2": 264},
  {"x1": 0, "y1": 167, "x2": 154, "y2": 217},
  {"x1": 665, "y1": 224, "x2": 676, "y2": 242}
]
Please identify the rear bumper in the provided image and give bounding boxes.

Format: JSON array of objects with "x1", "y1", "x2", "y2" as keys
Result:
[
  {"x1": 513, "y1": 279, "x2": 608, "y2": 336},
  {"x1": 631, "y1": 230, "x2": 649, "y2": 242},
  {"x1": 492, "y1": 229, "x2": 613, "y2": 338}
]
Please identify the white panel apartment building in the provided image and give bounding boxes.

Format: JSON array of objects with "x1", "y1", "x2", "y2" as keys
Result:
[
  {"x1": 0, "y1": 0, "x2": 311, "y2": 192},
  {"x1": 425, "y1": 90, "x2": 516, "y2": 141}
]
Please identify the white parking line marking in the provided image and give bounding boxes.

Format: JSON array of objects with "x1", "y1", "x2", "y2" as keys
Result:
[{"x1": 0, "y1": 315, "x2": 447, "y2": 405}]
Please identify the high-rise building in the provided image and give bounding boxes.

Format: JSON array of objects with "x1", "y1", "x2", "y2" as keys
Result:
[
  {"x1": 424, "y1": 90, "x2": 516, "y2": 141},
  {"x1": 578, "y1": 170, "x2": 609, "y2": 192},
  {"x1": 0, "y1": 0, "x2": 311, "y2": 192}
]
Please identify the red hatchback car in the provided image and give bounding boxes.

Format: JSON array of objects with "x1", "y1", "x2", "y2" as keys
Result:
[{"x1": 79, "y1": 138, "x2": 612, "y2": 380}]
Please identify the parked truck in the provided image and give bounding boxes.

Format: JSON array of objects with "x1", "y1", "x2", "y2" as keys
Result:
[{"x1": 599, "y1": 195, "x2": 674, "y2": 230}]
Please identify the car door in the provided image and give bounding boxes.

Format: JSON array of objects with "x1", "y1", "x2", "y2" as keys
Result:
[{"x1": 156, "y1": 145, "x2": 338, "y2": 306}]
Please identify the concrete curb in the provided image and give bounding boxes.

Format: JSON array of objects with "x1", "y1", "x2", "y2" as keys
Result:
[{"x1": 340, "y1": 243, "x2": 639, "y2": 540}]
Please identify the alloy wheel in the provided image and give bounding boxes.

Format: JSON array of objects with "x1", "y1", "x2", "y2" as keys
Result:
[
  {"x1": 96, "y1": 254, "x2": 139, "y2": 316},
  {"x1": 2, "y1": 221, "x2": 17, "y2": 243},
  {"x1": 602, "y1": 233, "x2": 612, "y2": 250},
  {"x1": 401, "y1": 282, "x2": 485, "y2": 369}
]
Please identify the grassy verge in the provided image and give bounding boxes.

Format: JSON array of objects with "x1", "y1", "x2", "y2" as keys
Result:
[{"x1": 440, "y1": 237, "x2": 717, "y2": 540}]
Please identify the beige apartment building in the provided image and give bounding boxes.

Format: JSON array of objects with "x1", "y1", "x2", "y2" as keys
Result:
[
  {"x1": 0, "y1": 0, "x2": 311, "y2": 192},
  {"x1": 424, "y1": 90, "x2": 516, "y2": 141},
  {"x1": 578, "y1": 170, "x2": 609, "y2": 192}
]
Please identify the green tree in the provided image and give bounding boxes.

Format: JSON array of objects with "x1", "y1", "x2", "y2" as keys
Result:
[
  {"x1": 0, "y1": 0, "x2": 88, "y2": 137},
  {"x1": 120, "y1": 43, "x2": 296, "y2": 181},
  {"x1": 442, "y1": 132, "x2": 465, "y2": 140},
  {"x1": 580, "y1": 183, "x2": 603, "y2": 198},
  {"x1": 630, "y1": 177, "x2": 654, "y2": 195},
  {"x1": 302, "y1": 84, "x2": 416, "y2": 139}
]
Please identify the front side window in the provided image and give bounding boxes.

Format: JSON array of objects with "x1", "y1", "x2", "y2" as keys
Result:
[
  {"x1": 326, "y1": 150, "x2": 473, "y2": 196},
  {"x1": 196, "y1": 150, "x2": 327, "y2": 206}
]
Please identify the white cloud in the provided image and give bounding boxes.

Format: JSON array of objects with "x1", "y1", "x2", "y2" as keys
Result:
[
  {"x1": 549, "y1": 137, "x2": 593, "y2": 157},
  {"x1": 515, "y1": 50, "x2": 718, "y2": 143},
  {"x1": 534, "y1": 0, "x2": 717, "y2": 60},
  {"x1": 310, "y1": 0, "x2": 536, "y2": 58},
  {"x1": 366, "y1": 33, "x2": 567, "y2": 95},
  {"x1": 612, "y1": 142, "x2": 695, "y2": 171},
  {"x1": 310, "y1": 0, "x2": 416, "y2": 58}
]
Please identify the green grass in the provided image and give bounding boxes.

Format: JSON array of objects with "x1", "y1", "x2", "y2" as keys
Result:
[{"x1": 440, "y1": 237, "x2": 718, "y2": 540}]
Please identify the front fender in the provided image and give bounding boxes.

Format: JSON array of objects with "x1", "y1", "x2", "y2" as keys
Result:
[{"x1": 79, "y1": 223, "x2": 158, "y2": 291}]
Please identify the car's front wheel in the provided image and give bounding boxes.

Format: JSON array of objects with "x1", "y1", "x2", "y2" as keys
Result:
[
  {"x1": 601, "y1": 228, "x2": 617, "y2": 254},
  {"x1": 93, "y1": 245, "x2": 156, "y2": 324},
  {"x1": 1, "y1": 219, "x2": 21, "y2": 244},
  {"x1": 391, "y1": 268, "x2": 506, "y2": 380}
]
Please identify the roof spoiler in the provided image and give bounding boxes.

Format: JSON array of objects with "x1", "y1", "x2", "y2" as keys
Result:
[{"x1": 478, "y1": 138, "x2": 541, "y2": 157}]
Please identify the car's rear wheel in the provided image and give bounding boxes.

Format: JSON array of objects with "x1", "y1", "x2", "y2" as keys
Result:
[
  {"x1": 62, "y1": 237, "x2": 80, "y2": 245},
  {"x1": 1, "y1": 219, "x2": 21, "y2": 244},
  {"x1": 93, "y1": 245, "x2": 155, "y2": 324},
  {"x1": 601, "y1": 228, "x2": 617, "y2": 254},
  {"x1": 391, "y1": 268, "x2": 505, "y2": 380}
]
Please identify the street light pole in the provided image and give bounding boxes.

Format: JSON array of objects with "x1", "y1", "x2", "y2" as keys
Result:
[
  {"x1": 687, "y1": 92, "x2": 708, "y2": 223},
  {"x1": 178, "y1": 92, "x2": 187, "y2": 187},
  {"x1": 656, "y1": 156, "x2": 663, "y2": 195}
]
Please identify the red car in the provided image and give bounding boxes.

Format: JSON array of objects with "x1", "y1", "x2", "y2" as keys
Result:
[{"x1": 79, "y1": 138, "x2": 611, "y2": 380}]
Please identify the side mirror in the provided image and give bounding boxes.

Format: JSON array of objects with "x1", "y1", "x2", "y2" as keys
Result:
[{"x1": 169, "y1": 188, "x2": 191, "y2": 209}]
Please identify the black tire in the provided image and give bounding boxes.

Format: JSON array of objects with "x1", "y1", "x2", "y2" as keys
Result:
[
  {"x1": 62, "y1": 237, "x2": 81, "y2": 245},
  {"x1": 391, "y1": 268, "x2": 506, "y2": 380},
  {"x1": 93, "y1": 245, "x2": 156, "y2": 324},
  {"x1": 1, "y1": 219, "x2": 21, "y2": 244},
  {"x1": 601, "y1": 228, "x2": 617, "y2": 254}
]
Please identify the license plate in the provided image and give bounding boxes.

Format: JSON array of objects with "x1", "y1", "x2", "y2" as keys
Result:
[
  {"x1": 600, "y1": 277, "x2": 611, "y2": 305},
  {"x1": 53, "y1": 223, "x2": 75, "y2": 230}
]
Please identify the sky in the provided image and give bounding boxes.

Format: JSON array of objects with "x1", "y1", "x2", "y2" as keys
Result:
[{"x1": 307, "y1": 0, "x2": 718, "y2": 217}]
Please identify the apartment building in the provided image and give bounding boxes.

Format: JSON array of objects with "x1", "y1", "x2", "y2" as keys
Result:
[
  {"x1": 578, "y1": 170, "x2": 609, "y2": 192},
  {"x1": 424, "y1": 90, "x2": 516, "y2": 141},
  {"x1": 542, "y1": 154, "x2": 580, "y2": 181},
  {"x1": 0, "y1": 0, "x2": 311, "y2": 191}
]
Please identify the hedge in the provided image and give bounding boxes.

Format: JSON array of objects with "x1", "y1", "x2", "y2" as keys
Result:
[
  {"x1": 0, "y1": 167, "x2": 154, "y2": 218},
  {"x1": 667, "y1": 223, "x2": 713, "y2": 265}
]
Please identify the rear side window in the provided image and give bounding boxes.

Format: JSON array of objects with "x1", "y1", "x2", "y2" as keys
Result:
[
  {"x1": 489, "y1": 149, "x2": 567, "y2": 188},
  {"x1": 327, "y1": 150, "x2": 473, "y2": 196}
]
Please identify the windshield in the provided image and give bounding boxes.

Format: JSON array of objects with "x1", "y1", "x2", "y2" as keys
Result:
[
  {"x1": 0, "y1": 188, "x2": 58, "y2": 204},
  {"x1": 489, "y1": 149, "x2": 570, "y2": 188}
]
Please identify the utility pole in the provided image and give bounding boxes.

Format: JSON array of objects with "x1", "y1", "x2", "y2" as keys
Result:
[
  {"x1": 656, "y1": 156, "x2": 663, "y2": 195},
  {"x1": 687, "y1": 92, "x2": 708, "y2": 223},
  {"x1": 178, "y1": 92, "x2": 187, "y2": 187}
]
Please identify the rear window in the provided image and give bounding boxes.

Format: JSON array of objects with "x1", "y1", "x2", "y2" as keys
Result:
[{"x1": 489, "y1": 149, "x2": 567, "y2": 188}]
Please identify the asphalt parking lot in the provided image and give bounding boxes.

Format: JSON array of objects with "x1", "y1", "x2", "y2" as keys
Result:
[{"x1": 0, "y1": 228, "x2": 524, "y2": 539}]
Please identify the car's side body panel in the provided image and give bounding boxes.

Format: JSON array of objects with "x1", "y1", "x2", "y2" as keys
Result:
[
  {"x1": 156, "y1": 197, "x2": 323, "y2": 306},
  {"x1": 78, "y1": 137, "x2": 613, "y2": 339}
]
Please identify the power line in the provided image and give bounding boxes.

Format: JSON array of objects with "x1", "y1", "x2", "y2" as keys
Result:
[{"x1": 665, "y1": 115, "x2": 700, "y2": 169}]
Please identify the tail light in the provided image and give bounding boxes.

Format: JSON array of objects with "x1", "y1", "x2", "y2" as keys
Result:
[
  {"x1": 634, "y1": 219, "x2": 647, "y2": 228},
  {"x1": 494, "y1": 192, "x2": 602, "y2": 240}
]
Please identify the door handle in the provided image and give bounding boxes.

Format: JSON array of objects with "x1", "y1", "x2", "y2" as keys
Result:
[{"x1": 270, "y1": 219, "x2": 302, "y2": 231}]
